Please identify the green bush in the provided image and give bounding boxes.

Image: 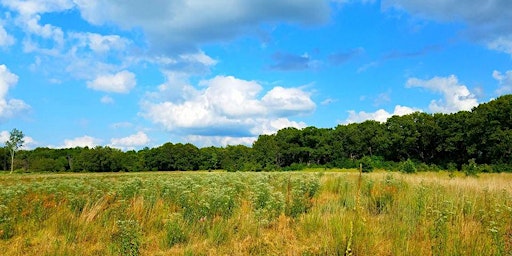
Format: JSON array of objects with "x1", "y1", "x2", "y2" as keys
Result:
[
  {"x1": 359, "y1": 156, "x2": 374, "y2": 173},
  {"x1": 400, "y1": 159, "x2": 417, "y2": 174},
  {"x1": 462, "y1": 159, "x2": 479, "y2": 177}
]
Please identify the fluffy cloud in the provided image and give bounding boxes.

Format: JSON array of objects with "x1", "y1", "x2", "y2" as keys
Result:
[
  {"x1": 261, "y1": 87, "x2": 316, "y2": 116},
  {"x1": 73, "y1": 0, "x2": 330, "y2": 53},
  {"x1": 0, "y1": 65, "x2": 30, "y2": 122},
  {"x1": 383, "y1": 0, "x2": 512, "y2": 55},
  {"x1": 406, "y1": 75, "x2": 479, "y2": 113},
  {"x1": 110, "y1": 131, "x2": 150, "y2": 150},
  {"x1": 61, "y1": 135, "x2": 100, "y2": 148},
  {"x1": 493, "y1": 70, "x2": 512, "y2": 94},
  {"x1": 87, "y1": 71, "x2": 136, "y2": 93},
  {"x1": 141, "y1": 75, "x2": 315, "y2": 141},
  {"x1": 344, "y1": 105, "x2": 418, "y2": 124}
]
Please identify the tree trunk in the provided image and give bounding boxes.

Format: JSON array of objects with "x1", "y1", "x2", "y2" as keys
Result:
[{"x1": 10, "y1": 150, "x2": 14, "y2": 174}]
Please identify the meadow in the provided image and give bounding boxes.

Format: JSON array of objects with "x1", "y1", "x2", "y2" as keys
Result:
[{"x1": 0, "y1": 170, "x2": 511, "y2": 255}]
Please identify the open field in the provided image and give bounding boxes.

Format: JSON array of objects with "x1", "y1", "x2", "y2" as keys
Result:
[{"x1": 0, "y1": 170, "x2": 511, "y2": 255}]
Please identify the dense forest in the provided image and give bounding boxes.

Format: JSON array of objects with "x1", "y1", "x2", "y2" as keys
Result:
[{"x1": 2, "y1": 95, "x2": 511, "y2": 173}]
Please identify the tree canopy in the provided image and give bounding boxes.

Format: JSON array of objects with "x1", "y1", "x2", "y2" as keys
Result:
[{"x1": 2, "y1": 95, "x2": 512, "y2": 173}]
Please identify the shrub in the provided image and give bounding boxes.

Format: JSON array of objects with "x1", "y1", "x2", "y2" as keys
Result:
[
  {"x1": 359, "y1": 156, "x2": 374, "y2": 173},
  {"x1": 400, "y1": 159, "x2": 417, "y2": 174},
  {"x1": 462, "y1": 159, "x2": 478, "y2": 177}
]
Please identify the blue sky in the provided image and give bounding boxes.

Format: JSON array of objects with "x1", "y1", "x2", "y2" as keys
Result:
[{"x1": 1, "y1": 0, "x2": 511, "y2": 149}]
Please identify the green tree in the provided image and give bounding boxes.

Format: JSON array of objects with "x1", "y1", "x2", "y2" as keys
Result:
[{"x1": 5, "y1": 128, "x2": 24, "y2": 174}]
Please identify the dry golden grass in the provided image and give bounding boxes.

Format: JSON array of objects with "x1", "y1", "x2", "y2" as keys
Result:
[{"x1": 0, "y1": 170, "x2": 511, "y2": 255}]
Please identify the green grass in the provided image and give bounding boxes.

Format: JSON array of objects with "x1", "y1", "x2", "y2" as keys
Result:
[{"x1": 0, "y1": 171, "x2": 511, "y2": 255}]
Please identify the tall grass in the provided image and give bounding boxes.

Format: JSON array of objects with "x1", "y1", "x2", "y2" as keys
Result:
[{"x1": 0, "y1": 171, "x2": 510, "y2": 255}]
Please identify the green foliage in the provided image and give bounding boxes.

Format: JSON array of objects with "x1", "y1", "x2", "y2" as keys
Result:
[
  {"x1": 462, "y1": 159, "x2": 479, "y2": 177},
  {"x1": 359, "y1": 156, "x2": 374, "y2": 173},
  {"x1": 285, "y1": 175, "x2": 320, "y2": 217},
  {"x1": 165, "y1": 214, "x2": 187, "y2": 247},
  {"x1": 0, "y1": 215, "x2": 14, "y2": 240},
  {"x1": 4, "y1": 128, "x2": 24, "y2": 173},
  {"x1": 112, "y1": 220, "x2": 141, "y2": 256},
  {"x1": 400, "y1": 159, "x2": 417, "y2": 173}
]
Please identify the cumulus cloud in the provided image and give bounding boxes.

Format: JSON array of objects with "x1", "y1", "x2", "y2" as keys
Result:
[
  {"x1": 493, "y1": 70, "x2": 512, "y2": 94},
  {"x1": 61, "y1": 135, "x2": 100, "y2": 148},
  {"x1": 87, "y1": 71, "x2": 136, "y2": 93},
  {"x1": 344, "y1": 105, "x2": 419, "y2": 124},
  {"x1": 383, "y1": 0, "x2": 512, "y2": 55},
  {"x1": 406, "y1": 75, "x2": 479, "y2": 113},
  {"x1": 141, "y1": 75, "x2": 315, "y2": 142},
  {"x1": 0, "y1": 64, "x2": 30, "y2": 122},
  {"x1": 73, "y1": 0, "x2": 330, "y2": 53},
  {"x1": 261, "y1": 86, "x2": 316, "y2": 116},
  {"x1": 110, "y1": 131, "x2": 150, "y2": 150}
]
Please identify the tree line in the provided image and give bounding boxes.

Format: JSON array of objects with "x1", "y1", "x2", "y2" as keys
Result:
[{"x1": 2, "y1": 94, "x2": 511, "y2": 173}]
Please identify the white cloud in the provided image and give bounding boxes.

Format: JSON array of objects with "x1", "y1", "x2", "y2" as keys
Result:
[
  {"x1": 201, "y1": 76, "x2": 266, "y2": 118},
  {"x1": 186, "y1": 135, "x2": 257, "y2": 147},
  {"x1": 262, "y1": 87, "x2": 316, "y2": 116},
  {"x1": 252, "y1": 118, "x2": 307, "y2": 136},
  {"x1": 344, "y1": 105, "x2": 418, "y2": 124},
  {"x1": 73, "y1": 0, "x2": 330, "y2": 54},
  {"x1": 87, "y1": 71, "x2": 136, "y2": 93},
  {"x1": 383, "y1": 0, "x2": 512, "y2": 56},
  {"x1": 69, "y1": 32, "x2": 130, "y2": 53},
  {"x1": 0, "y1": 23, "x2": 15, "y2": 47},
  {"x1": 61, "y1": 135, "x2": 100, "y2": 148},
  {"x1": 493, "y1": 70, "x2": 512, "y2": 94},
  {"x1": 0, "y1": 0, "x2": 73, "y2": 17},
  {"x1": 141, "y1": 75, "x2": 315, "y2": 144},
  {"x1": 0, "y1": 64, "x2": 30, "y2": 122},
  {"x1": 406, "y1": 75, "x2": 479, "y2": 113},
  {"x1": 86, "y1": 33, "x2": 128, "y2": 53},
  {"x1": 0, "y1": 130, "x2": 8, "y2": 144},
  {"x1": 487, "y1": 36, "x2": 512, "y2": 55},
  {"x1": 100, "y1": 95, "x2": 114, "y2": 104},
  {"x1": 110, "y1": 131, "x2": 150, "y2": 150},
  {"x1": 0, "y1": 130, "x2": 36, "y2": 149}
]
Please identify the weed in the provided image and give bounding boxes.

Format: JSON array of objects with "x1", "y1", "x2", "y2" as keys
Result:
[{"x1": 112, "y1": 219, "x2": 141, "y2": 256}]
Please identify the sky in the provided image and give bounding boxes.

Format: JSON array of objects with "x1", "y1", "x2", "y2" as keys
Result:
[{"x1": 0, "y1": 0, "x2": 511, "y2": 150}]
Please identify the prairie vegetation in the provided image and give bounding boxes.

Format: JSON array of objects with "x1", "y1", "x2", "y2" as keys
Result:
[{"x1": 0, "y1": 170, "x2": 510, "y2": 255}]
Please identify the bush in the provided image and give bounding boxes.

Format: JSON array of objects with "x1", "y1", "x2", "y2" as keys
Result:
[
  {"x1": 400, "y1": 159, "x2": 417, "y2": 174},
  {"x1": 359, "y1": 156, "x2": 374, "y2": 173},
  {"x1": 462, "y1": 159, "x2": 479, "y2": 177}
]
